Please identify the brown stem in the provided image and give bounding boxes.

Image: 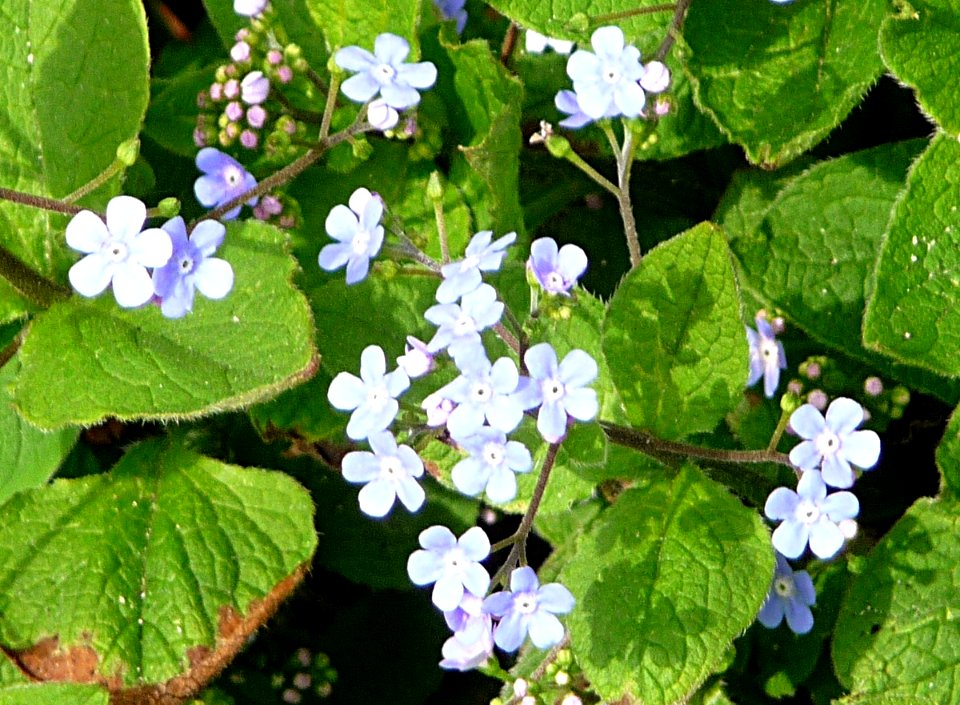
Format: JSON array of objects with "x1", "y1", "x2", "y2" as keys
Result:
[
  {"x1": 656, "y1": 0, "x2": 692, "y2": 61},
  {"x1": 591, "y1": 4, "x2": 677, "y2": 24},
  {"x1": 0, "y1": 246, "x2": 71, "y2": 308},
  {"x1": 0, "y1": 188, "x2": 83, "y2": 216},
  {"x1": 0, "y1": 325, "x2": 26, "y2": 370},
  {"x1": 500, "y1": 22, "x2": 519, "y2": 65}
]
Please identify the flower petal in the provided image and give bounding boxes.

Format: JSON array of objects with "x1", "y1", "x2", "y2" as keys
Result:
[
  {"x1": 842, "y1": 429, "x2": 881, "y2": 470},
  {"x1": 66, "y1": 211, "x2": 109, "y2": 253},
  {"x1": 111, "y1": 263, "x2": 155, "y2": 308},
  {"x1": 194, "y1": 258, "x2": 234, "y2": 300},
  {"x1": 790, "y1": 404, "x2": 827, "y2": 440},
  {"x1": 105, "y1": 195, "x2": 147, "y2": 241},
  {"x1": 825, "y1": 397, "x2": 865, "y2": 435},
  {"x1": 357, "y1": 479, "x2": 396, "y2": 517},
  {"x1": 527, "y1": 611, "x2": 564, "y2": 649},
  {"x1": 69, "y1": 255, "x2": 113, "y2": 297},
  {"x1": 335, "y1": 45, "x2": 377, "y2": 72}
]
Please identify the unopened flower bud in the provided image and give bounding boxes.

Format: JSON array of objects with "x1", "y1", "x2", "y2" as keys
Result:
[
  {"x1": 277, "y1": 65, "x2": 294, "y2": 83},
  {"x1": 427, "y1": 172, "x2": 444, "y2": 201},
  {"x1": 891, "y1": 386, "x2": 910, "y2": 406},
  {"x1": 639, "y1": 60, "x2": 670, "y2": 94},
  {"x1": 803, "y1": 361, "x2": 821, "y2": 380},
  {"x1": 787, "y1": 380, "x2": 804, "y2": 397},
  {"x1": 223, "y1": 78, "x2": 240, "y2": 99},
  {"x1": 546, "y1": 134, "x2": 572, "y2": 159},
  {"x1": 231, "y1": 41, "x2": 251, "y2": 63},
  {"x1": 209, "y1": 82, "x2": 224, "y2": 102},
  {"x1": 561, "y1": 696, "x2": 583, "y2": 705},
  {"x1": 240, "y1": 129, "x2": 259, "y2": 149},
  {"x1": 247, "y1": 104, "x2": 267, "y2": 128},
  {"x1": 513, "y1": 679, "x2": 528, "y2": 697},
  {"x1": 115, "y1": 138, "x2": 140, "y2": 167},
  {"x1": 367, "y1": 99, "x2": 399, "y2": 131},
  {"x1": 807, "y1": 389, "x2": 828, "y2": 411},
  {"x1": 267, "y1": 49, "x2": 283, "y2": 65},
  {"x1": 864, "y1": 376, "x2": 883, "y2": 397},
  {"x1": 423, "y1": 392, "x2": 455, "y2": 427},
  {"x1": 156, "y1": 197, "x2": 181, "y2": 218},
  {"x1": 554, "y1": 671, "x2": 569, "y2": 686},
  {"x1": 653, "y1": 97, "x2": 671, "y2": 117},
  {"x1": 839, "y1": 518, "x2": 858, "y2": 540},
  {"x1": 225, "y1": 101, "x2": 245, "y2": 121}
]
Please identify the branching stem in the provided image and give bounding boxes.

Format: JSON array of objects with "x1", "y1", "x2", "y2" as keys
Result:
[
  {"x1": 0, "y1": 188, "x2": 83, "y2": 216},
  {"x1": 656, "y1": 0, "x2": 692, "y2": 61},
  {"x1": 603, "y1": 123, "x2": 642, "y2": 267}
]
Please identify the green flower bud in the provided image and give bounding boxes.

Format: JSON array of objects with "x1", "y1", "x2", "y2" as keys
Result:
[
  {"x1": 546, "y1": 135, "x2": 572, "y2": 159},
  {"x1": 115, "y1": 138, "x2": 140, "y2": 167},
  {"x1": 155, "y1": 197, "x2": 181, "y2": 218}
]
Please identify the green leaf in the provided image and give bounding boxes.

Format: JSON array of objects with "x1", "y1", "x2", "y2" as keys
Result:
[
  {"x1": 304, "y1": 0, "x2": 423, "y2": 54},
  {"x1": 13, "y1": 220, "x2": 316, "y2": 429},
  {"x1": 833, "y1": 497, "x2": 960, "y2": 703},
  {"x1": 880, "y1": 0, "x2": 960, "y2": 135},
  {"x1": 935, "y1": 404, "x2": 960, "y2": 496},
  {"x1": 0, "y1": 0, "x2": 149, "y2": 322},
  {"x1": 560, "y1": 464, "x2": 773, "y2": 704},
  {"x1": 863, "y1": 134, "x2": 960, "y2": 375},
  {"x1": 602, "y1": 222, "x2": 747, "y2": 440},
  {"x1": 0, "y1": 357, "x2": 77, "y2": 505},
  {"x1": 145, "y1": 66, "x2": 217, "y2": 158},
  {"x1": 681, "y1": 0, "x2": 886, "y2": 166},
  {"x1": 0, "y1": 436, "x2": 316, "y2": 692},
  {"x1": 0, "y1": 684, "x2": 107, "y2": 705}
]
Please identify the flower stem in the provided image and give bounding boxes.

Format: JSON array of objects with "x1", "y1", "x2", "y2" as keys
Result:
[
  {"x1": 561, "y1": 149, "x2": 620, "y2": 198},
  {"x1": 0, "y1": 188, "x2": 83, "y2": 216},
  {"x1": 319, "y1": 73, "x2": 342, "y2": 141},
  {"x1": 767, "y1": 405, "x2": 792, "y2": 452},
  {"x1": 0, "y1": 324, "x2": 26, "y2": 370},
  {"x1": 500, "y1": 22, "x2": 520, "y2": 65},
  {"x1": 656, "y1": 0, "x2": 692, "y2": 61},
  {"x1": 0, "y1": 245, "x2": 71, "y2": 309},
  {"x1": 603, "y1": 122, "x2": 642, "y2": 267},
  {"x1": 590, "y1": 4, "x2": 677, "y2": 23},
  {"x1": 63, "y1": 160, "x2": 125, "y2": 204}
]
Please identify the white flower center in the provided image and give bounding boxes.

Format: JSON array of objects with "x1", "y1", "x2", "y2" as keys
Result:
[
  {"x1": 367, "y1": 384, "x2": 389, "y2": 410},
  {"x1": 352, "y1": 228, "x2": 371, "y2": 255},
  {"x1": 773, "y1": 576, "x2": 795, "y2": 599},
  {"x1": 514, "y1": 591, "x2": 538, "y2": 615},
  {"x1": 482, "y1": 441, "x2": 505, "y2": 467},
  {"x1": 375, "y1": 63, "x2": 397, "y2": 82},
  {"x1": 602, "y1": 63, "x2": 621, "y2": 84},
  {"x1": 444, "y1": 547, "x2": 466, "y2": 573},
  {"x1": 541, "y1": 377, "x2": 565, "y2": 403},
  {"x1": 104, "y1": 239, "x2": 129, "y2": 262},
  {"x1": 760, "y1": 338, "x2": 779, "y2": 362},
  {"x1": 223, "y1": 165, "x2": 244, "y2": 187},
  {"x1": 453, "y1": 312, "x2": 477, "y2": 336},
  {"x1": 815, "y1": 429, "x2": 841, "y2": 458},
  {"x1": 178, "y1": 255, "x2": 195, "y2": 274},
  {"x1": 795, "y1": 499, "x2": 821, "y2": 526},
  {"x1": 380, "y1": 454, "x2": 405, "y2": 479},
  {"x1": 469, "y1": 381, "x2": 493, "y2": 404},
  {"x1": 545, "y1": 271, "x2": 565, "y2": 292}
]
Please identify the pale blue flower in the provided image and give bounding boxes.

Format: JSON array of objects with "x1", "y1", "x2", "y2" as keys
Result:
[
  {"x1": 789, "y1": 397, "x2": 881, "y2": 489},
  {"x1": 521, "y1": 343, "x2": 599, "y2": 442},
  {"x1": 152, "y1": 217, "x2": 234, "y2": 319},
  {"x1": 335, "y1": 33, "x2": 437, "y2": 110},
  {"x1": 746, "y1": 315, "x2": 786, "y2": 398},
  {"x1": 528, "y1": 237, "x2": 588, "y2": 295},
  {"x1": 66, "y1": 196, "x2": 173, "y2": 308},
  {"x1": 425, "y1": 283, "x2": 504, "y2": 358},
  {"x1": 451, "y1": 428, "x2": 532, "y2": 503},
  {"x1": 435, "y1": 355, "x2": 529, "y2": 438},
  {"x1": 525, "y1": 30, "x2": 574, "y2": 55},
  {"x1": 434, "y1": 0, "x2": 467, "y2": 34},
  {"x1": 440, "y1": 594, "x2": 494, "y2": 670},
  {"x1": 765, "y1": 470, "x2": 859, "y2": 560},
  {"x1": 436, "y1": 230, "x2": 517, "y2": 304},
  {"x1": 483, "y1": 567, "x2": 575, "y2": 652},
  {"x1": 194, "y1": 148, "x2": 258, "y2": 220},
  {"x1": 555, "y1": 89, "x2": 595, "y2": 129},
  {"x1": 396, "y1": 336, "x2": 434, "y2": 378},
  {"x1": 407, "y1": 525, "x2": 491, "y2": 610},
  {"x1": 757, "y1": 553, "x2": 816, "y2": 634},
  {"x1": 341, "y1": 431, "x2": 425, "y2": 517},
  {"x1": 565, "y1": 26, "x2": 645, "y2": 120},
  {"x1": 327, "y1": 345, "x2": 410, "y2": 440},
  {"x1": 318, "y1": 187, "x2": 384, "y2": 285}
]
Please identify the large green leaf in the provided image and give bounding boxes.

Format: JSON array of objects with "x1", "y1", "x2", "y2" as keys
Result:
[
  {"x1": 13, "y1": 220, "x2": 316, "y2": 429},
  {"x1": 0, "y1": 0, "x2": 149, "y2": 322},
  {"x1": 305, "y1": 0, "x2": 423, "y2": 54},
  {"x1": 681, "y1": 0, "x2": 886, "y2": 166},
  {"x1": 561, "y1": 464, "x2": 773, "y2": 704},
  {"x1": 0, "y1": 684, "x2": 107, "y2": 705},
  {"x1": 602, "y1": 222, "x2": 747, "y2": 440},
  {"x1": 833, "y1": 498, "x2": 960, "y2": 703},
  {"x1": 0, "y1": 437, "x2": 316, "y2": 695},
  {"x1": 863, "y1": 134, "x2": 960, "y2": 376},
  {"x1": 935, "y1": 404, "x2": 960, "y2": 497},
  {"x1": 880, "y1": 0, "x2": 960, "y2": 135}
]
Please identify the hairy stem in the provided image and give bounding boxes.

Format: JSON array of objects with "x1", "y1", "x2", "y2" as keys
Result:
[
  {"x1": 64, "y1": 160, "x2": 125, "y2": 204},
  {"x1": 319, "y1": 73, "x2": 342, "y2": 141},
  {"x1": 591, "y1": 3, "x2": 677, "y2": 23},
  {"x1": 604, "y1": 123, "x2": 642, "y2": 267},
  {"x1": 656, "y1": 0, "x2": 692, "y2": 61},
  {"x1": 0, "y1": 325, "x2": 26, "y2": 370},
  {"x1": 562, "y1": 149, "x2": 620, "y2": 198},
  {"x1": 0, "y1": 188, "x2": 83, "y2": 216},
  {"x1": 0, "y1": 245, "x2": 72, "y2": 309}
]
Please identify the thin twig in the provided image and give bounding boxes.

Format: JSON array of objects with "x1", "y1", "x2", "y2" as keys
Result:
[
  {"x1": 590, "y1": 4, "x2": 676, "y2": 24},
  {"x1": 0, "y1": 188, "x2": 83, "y2": 216},
  {"x1": 656, "y1": 0, "x2": 692, "y2": 61},
  {"x1": 500, "y1": 22, "x2": 520, "y2": 65}
]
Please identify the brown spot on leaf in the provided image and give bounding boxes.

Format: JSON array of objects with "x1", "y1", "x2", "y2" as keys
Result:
[{"x1": 7, "y1": 635, "x2": 122, "y2": 689}]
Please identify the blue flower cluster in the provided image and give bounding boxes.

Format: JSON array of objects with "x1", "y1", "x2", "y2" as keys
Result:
[
  {"x1": 758, "y1": 396, "x2": 881, "y2": 633},
  {"x1": 321, "y1": 187, "x2": 595, "y2": 666}
]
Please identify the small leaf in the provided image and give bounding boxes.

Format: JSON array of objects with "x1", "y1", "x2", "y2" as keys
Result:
[
  {"x1": 0, "y1": 437, "x2": 317, "y2": 695},
  {"x1": 13, "y1": 220, "x2": 316, "y2": 429},
  {"x1": 682, "y1": 0, "x2": 886, "y2": 166},
  {"x1": 833, "y1": 497, "x2": 960, "y2": 703},
  {"x1": 602, "y1": 222, "x2": 747, "y2": 440},
  {"x1": 863, "y1": 134, "x2": 960, "y2": 375},
  {"x1": 561, "y1": 464, "x2": 773, "y2": 704},
  {"x1": 880, "y1": 0, "x2": 960, "y2": 135}
]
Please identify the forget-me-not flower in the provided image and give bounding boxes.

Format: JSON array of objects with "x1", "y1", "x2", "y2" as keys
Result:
[
  {"x1": 746, "y1": 315, "x2": 787, "y2": 398},
  {"x1": 521, "y1": 343, "x2": 599, "y2": 443},
  {"x1": 555, "y1": 89, "x2": 596, "y2": 129},
  {"x1": 788, "y1": 397, "x2": 881, "y2": 489},
  {"x1": 434, "y1": 0, "x2": 467, "y2": 34},
  {"x1": 66, "y1": 196, "x2": 173, "y2": 308},
  {"x1": 436, "y1": 355, "x2": 530, "y2": 438},
  {"x1": 425, "y1": 283, "x2": 505, "y2": 358},
  {"x1": 525, "y1": 30, "x2": 574, "y2": 55},
  {"x1": 194, "y1": 148, "x2": 259, "y2": 220},
  {"x1": 565, "y1": 26, "x2": 645, "y2": 120},
  {"x1": 342, "y1": 431, "x2": 425, "y2": 517},
  {"x1": 757, "y1": 553, "x2": 816, "y2": 635},
  {"x1": 440, "y1": 594, "x2": 494, "y2": 670},
  {"x1": 451, "y1": 427, "x2": 532, "y2": 503},
  {"x1": 483, "y1": 566, "x2": 575, "y2": 652},
  {"x1": 528, "y1": 237, "x2": 588, "y2": 296},
  {"x1": 335, "y1": 33, "x2": 438, "y2": 110},
  {"x1": 396, "y1": 336, "x2": 435, "y2": 378},
  {"x1": 765, "y1": 470, "x2": 859, "y2": 560},
  {"x1": 152, "y1": 217, "x2": 234, "y2": 318},
  {"x1": 318, "y1": 187, "x2": 385, "y2": 285},
  {"x1": 234, "y1": 0, "x2": 267, "y2": 16},
  {"x1": 327, "y1": 344, "x2": 410, "y2": 440},
  {"x1": 367, "y1": 99, "x2": 400, "y2": 131},
  {"x1": 436, "y1": 230, "x2": 517, "y2": 304},
  {"x1": 407, "y1": 525, "x2": 491, "y2": 611}
]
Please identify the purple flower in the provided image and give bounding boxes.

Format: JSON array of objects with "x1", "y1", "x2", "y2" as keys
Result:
[
  {"x1": 425, "y1": 283, "x2": 504, "y2": 358},
  {"x1": 555, "y1": 89, "x2": 595, "y2": 129},
  {"x1": 757, "y1": 553, "x2": 816, "y2": 634},
  {"x1": 746, "y1": 315, "x2": 787, "y2": 398},
  {"x1": 66, "y1": 196, "x2": 173, "y2": 308},
  {"x1": 341, "y1": 431, "x2": 425, "y2": 517},
  {"x1": 434, "y1": 0, "x2": 468, "y2": 34},
  {"x1": 451, "y1": 428, "x2": 532, "y2": 503},
  {"x1": 152, "y1": 217, "x2": 234, "y2": 319},
  {"x1": 327, "y1": 345, "x2": 410, "y2": 440},
  {"x1": 194, "y1": 148, "x2": 258, "y2": 220},
  {"x1": 436, "y1": 355, "x2": 529, "y2": 438},
  {"x1": 765, "y1": 470, "x2": 859, "y2": 560},
  {"x1": 230, "y1": 41, "x2": 251, "y2": 63},
  {"x1": 407, "y1": 525, "x2": 491, "y2": 610},
  {"x1": 565, "y1": 26, "x2": 645, "y2": 120},
  {"x1": 521, "y1": 343, "x2": 599, "y2": 443},
  {"x1": 240, "y1": 71, "x2": 269, "y2": 105},
  {"x1": 483, "y1": 566, "x2": 575, "y2": 652},
  {"x1": 640, "y1": 60, "x2": 671, "y2": 94},
  {"x1": 528, "y1": 238, "x2": 588, "y2": 295},
  {"x1": 788, "y1": 397, "x2": 881, "y2": 489},
  {"x1": 234, "y1": 0, "x2": 267, "y2": 16},
  {"x1": 436, "y1": 230, "x2": 517, "y2": 304},
  {"x1": 318, "y1": 187, "x2": 385, "y2": 285},
  {"x1": 335, "y1": 33, "x2": 437, "y2": 110},
  {"x1": 440, "y1": 594, "x2": 493, "y2": 670}
]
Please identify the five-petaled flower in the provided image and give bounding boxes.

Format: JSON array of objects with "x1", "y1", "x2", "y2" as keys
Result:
[
  {"x1": 66, "y1": 195, "x2": 173, "y2": 308},
  {"x1": 765, "y1": 470, "x2": 859, "y2": 560},
  {"x1": 757, "y1": 553, "x2": 816, "y2": 635},
  {"x1": 152, "y1": 217, "x2": 234, "y2": 319},
  {"x1": 483, "y1": 566, "x2": 575, "y2": 652},
  {"x1": 435, "y1": 354, "x2": 530, "y2": 438},
  {"x1": 436, "y1": 230, "x2": 516, "y2": 304},
  {"x1": 327, "y1": 345, "x2": 410, "y2": 440},
  {"x1": 318, "y1": 187, "x2": 385, "y2": 285},
  {"x1": 342, "y1": 431, "x2": 425, "y2": 517},
  {"x1": 788, "y1": 397, "x2": 881, "y2": 489},
  {"x1": 407, "y1": 525, "x2": 491, "y2": 611},
  {"x1": 335, "y1": 33, "x2": 437, "y2": 110},
  {"x1": 565, "y1": 26, "x2": 646, "y2": 121},
  {"x1": 746, "y1": 315, "x2": 787, "y2": 399},
  {"x1": 520, "y1": 343, "x2": 599, "y2": 443},
  {"x1": 450, "y1": 427, "x2": 532, "y2": 504},
  {"x1": 194, "y1": 148, "x2": 259, "y2": 220},
  {"x1": 527, "y1": 237, "x2": 588, "y2": 296}
]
